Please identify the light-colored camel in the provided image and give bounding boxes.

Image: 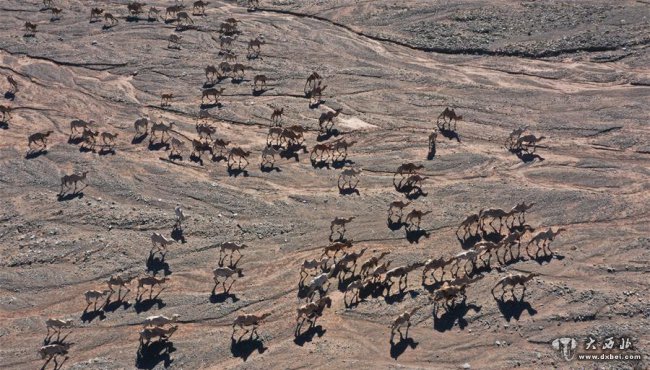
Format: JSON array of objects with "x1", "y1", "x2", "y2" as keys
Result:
[
  {"x1": 449, "y1": 249, "x2": 479, "y2": 277},
  {"x1": 176, "y1": 11, "x2": 194, "y2": 26},
  {"x1": 396, "y1": 163, "x2": 424, "y2": 175},
  {"x1": 300, "y1": 256, "x2": 329, "y2": 281},
  {"x1": 516, "y1": 134, "x2": 545, "y2": 152},
  {"x1": 151, "y1": 232, "x2": 174, "y2": 255},
  {"x1": 508, "y1": 202, "x2": 535, "y2": 226},
  {"x1": 422, "y1": 256, "x2": 454, "y2": 283},
  {"x1": 43, "y1": 0, "x2": 53, "y2": 9},
  {"x1": 304, "y1": 71, "x2": 322, "y2": 93},
  {"x1": 231, "y1": 63, "x2": 245, "y2": 79},
  {"x1": 404, "y1": 174, "x2": 427, "y2": 189},
  {"x1": 170, "y1": 137, "x2": 184, "y2": 157},
  {"x1": 306, "y1": 271, "x2": 334, "y2": 298},
  {"x1": 191, "y1": 138, "x2": 212, "y2": 159},
  {"x1": 100, "y1": 132, "x2": 118, "y2": 147},
  {"x1": 437, "y1": 107, "x2": 462, "y2": 130},
  {"x1": 384, "y1": 262, "x2": 424, "y2": 292},
  {"x1": 261, "y1": 146, "x2": 281, "y2": 167},
  {"x1": 496, "y1": 228, "x2": 533, "y2": 263},
  {"x1": 330, "y1": 216, "x2": 355, "y2": 239},
  {"x1": 81, "y1": 128, "x2": 99, "y2": 150},
  {"x1": 479, "y1": 208, "x2": 512, "y2": 232},
  {"x1": 280, "y1": 129, "x2": 302, "y2": 147},
  {"x1": 148, "y1": 7, "x2": 161, "y2": 20},
  {"x1": 140, "y1": 325, "x2": 178, "y2": 345},
  {"x1": 321, "y1": 240, "x2": 353, "y2": 259},
  {"x1": 39, "y1": 343, "x2": 71, "y2": 360},
  {"x1": 45, "y1": 318, "x2": 73, "y2": 336},
  {"x1": 160, "y1": 93, "x2": 173, "y2": 106},
  {"x1": 201, "y1": 88, "x2": 224, "y2": 104},
  {"x1": 318, "y1": 108, "x2": 342, "y2": 131},
  {"x1": 174, "y1": 206, "x2": 187, "y2": 229},
  {"x1": 527, "y1": 227, "x2": 566, "y2": 257},
  {"x1": 492, "y1": 273, "x2": 539, "y2": 299},
  {"x1": 390, "y1": 307, "x2": 419, "y2": 341},
  {"x1": 219, "y1": 242, "x2": 248, "y2": 263},
  {"x1": 205, "y1": 65, "x2": 218, "y2": 82},
  {"x1": 474, "y1": 240, "x2": 500, "y2": 267},
  {"x1": 213, "y1": 266, "x2": 242, "y2": 292},
  {"x1": 212, "y1": 138, "x2": 230, "y2": 157},
  {"x1": 60, "y1": 171, "x2": 88, "y2": 194},
  {"x1": 344, "y1": 278, "x2": 368, "y2": 305},
  {"x1": 296, "y1": 296, "x2": 331, "y2": 323},
  {"x1": 456, "y1": 212, "x2": 480, "y2": 239},
  {"x1": 338, "y1": 168, "x2": 361, "y2": 189},
  {"x1": 193, "y1": 1, "x2": 209, "y2": 15},
  {"x1": 309, "y1": 81, "x2": 327, "y2": 105},
  {"x1": 227, "y1": 147, "x2": 251, "y2": 169},
  {"x1": 134, "y1": 117, "x2": 149, "y2": 135},
  {"x1": 143, "y1": 314, "x2": 180, "y2": 328},
  {"x1": 388, "y1": 201, "x2": 410, "y2": 219},
  {"x1": 253, "y1": 74, "x2": 267, "y2": 90},
  {"x1": 336, "y1": 248, "x2": 368, "y2": 273},
  {"x1": 150, "y1": 121, "x2": 174, "y2": 141},
  {"x1": 7, "y1": 75, "x2": 18, "y2": 92},
  {"x1": 127, "y1": 2, "x2": 144, "y2": 15},
  {"x1": 220, "y1": 35, "x2": 237, "y2": 51},
  {"x1": 359, "y1": 251, "x2": 390, "y2": 277},
  {"x1": 107, "y1": 274, "x2": 134, "y2": 295},
  {"x1": 433, "y1": 281, "x2": 467, "y2": 308},
  {"x1": 84, "y1": 289, "x2": 110, "y2": 310},
  {"x1": 90, "y1": 8, "x2": 104, "y2": 21},
  {"x1": 247, "y1": 0, "x2": 260, "y2": 11},
  {"x1": 332, "y1": 138, "x2": 356, "y2": 156},
  {"x1": 267, "y1": 127, "x2": 283, "y2": 146},
  {"x1": 196, "y1": 123, "x2": 216, "y2": 139},
  {"x1": 505, "y1": 126, "x2": 528, "y2": 148},
  {"x1": 168, "y1": 34, "x2": 182, "y2": 49},
  {"x1": 165, "y1": 4, "x2": 184, "y2": 20},
  {"x1": 104, "y1": 13, "x2": 119, "y2": 26},
  {"x1": 136, "y1": 276, "x2": 168, "y2": 299},
  {"x1": 232, "y1": 312, "x2": 270, "y2": 337},
  {"x1": 28, "y1": 131, "x2": 53, "y2": 149},
  {"x1": 247, "y1": 36, "x2": 265, "y2": 53},
  {"x1": 404, "y1": 209, "x2": 431, "y2": 229}
]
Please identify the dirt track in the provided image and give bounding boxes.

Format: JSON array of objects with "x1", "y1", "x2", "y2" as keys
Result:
[{"x1": 0, "y1": 1, "x2": 649, "y2": 369}]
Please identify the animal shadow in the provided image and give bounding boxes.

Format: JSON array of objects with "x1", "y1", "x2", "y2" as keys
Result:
[
  {"x1": 316, "y1": 129, "x2": 340, "y2": 142},
  {"x1": 132, "y1": 133, "x2": 148, "y2": 144},
  {"x1": 134, "y1": 297, "x2": 166, "y2": 314},
  {"x1": 103, "y1": 296, "x2": 132, "y2": 313},
  {"x1": 209, "y1": 289, "x2": 239, "y2": 304},
  {"x1": 511, "y1": 148, "x2": 544, "y2": 163},
  {"x1": 496, "y1": 297, "x2": 537, "y2": 321},
  {"x1": 231, "y1": 336, "x2": 267, "y2": 361},
  {"x1": 387, "y1": 218, "x2": 406, "y2": 231},
  {"x1": 98, "y1": 147, "x2": 116, "y2": 156},
  {"x1": 168, "y1": 153, "x2": 183, "y2": 162},
  {"x1": 338, "y1": 187, "x2": 360, "y2": 196},
  {"x1": 0, "y1": 121, "x2": 8, "y2": 130},
  {"x1": 531, "y1": 252, "x2": 564, "y2": 265},
  {"x1": 440, "y1": 129, "x2": 461, "y2": 143},
  {"x1": 126, "y1": 16, "x2": 141, "y2": 23},
  {"x1": 57, "y1": 192, "x2": 84, "y2": 202},
  {"x1": 384, "y1": 289, "x2": 419, "y2": 305},
  {"x1": 260, "y1": 163, "x2": 281, "y2": 173},
  {"x1": 482, "y1": 231, "x2": 504, "y2": 244},
  {"x1": 4, "y1": 91, "x2": 15, "y2": 101},
  {"x1": 80, "y1": 308, "x2": 106, "y2": 323},
  {"x1": 171, "y1": 227, "x2": 186, "y2": 244},
  {"x1": 146, "y1": 252, "x2": 172, "y2": 276},
  {"x1": 390, "y1": 336, "x2": 418, "y2": 360},
  {"x1": 457, "y1": 233, "x2": 481, "y2": 250},
  {"x1": 136, "y1": 341, "x2": 176, "y2": 369},
  {"x1": 227, "y1": 167, "x2": 249, "y2": 177},
  {"x1": 148, "y1": 141, "x2": 170, "y2": 151},
  {"x1": 294, "y1": 325, "x2": 326, "y2": 346},
  {"x1": 67, "y1": 136, "x2": 84, "y2": 145},
  {"x1": 427, "y1": 146, "x2": 436, "y2": 160},
  {"x1": 433, "y1": 300, "x2": 481, "y2": 332},
  {"x1": 200, "y1": 102, "x2": 222, "y2": 110},
  {"x1": 252, "y1": 88, "x2": 267, "y2": 96},
  {"x1": 405, "y1": 228, "x2": 430, "y2": 244},
  {"x1": 25, "y1": 149, "x2": 48, "y2": 159},
  {"x1": 189, "y1": 153, "x2": 204, "y2": 166},
  {"x1": 310, "y1": 159, "x2": 330, "y2": 169}
]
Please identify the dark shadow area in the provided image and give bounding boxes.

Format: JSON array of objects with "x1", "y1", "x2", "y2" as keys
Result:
[
  {"x1": 331, "y1": 159, "x2": 354, "y2": 169},
  {"x1": 57, "y1": 192, "x2": 84, "y2": 202},
  {"x1": 102, "y1": 25, "x2": 116, "y2": 30},
  {"x1": 390, "y1": 336, "x2": 418, "y2": 360},
  {"x1": 0, "y1": 121, "x2": 8, "y2": 130},
  {"x1": 146, "y1": 252, "x2": 172, "y2": 276},
  {"x1": 79, "y1": 145, "x2": 96, "y2": 153},
  {"x1": 310, "y1": 159, "x2": 330, "y2": 169},
  {"x1": 405, "y1": 228, "x2": 430, "y2": 244},
  {"x1": 98, "y1": 147, "x2": 116, "y2": 156},
  {"x1": 433, "y1": 300, "x2": 481, "y2": 332},
  {"x1": 230, "y1": 336, "x2": 267, "y2": 361},
  {"x1": 209, "y1": 289, "x2": 239, "y2": 304},
  {"x1": 25, "y1": 149, "x2": 48, "y2": 159},
  {"x1": 67, "y1": 136, "x2": 84, "y2": 145},
  {"x1": 427, "y1": 144, "x2": 436, "y2": 160},
  {"x1": 457, "y1": 233, "x2": 482, "y2": 250},
  {"x1": 252, "y1": 88, "x2": 268, "y2": 96},
  {"x1": 227, "y1": 167, "x2": 249, "y2": 177},
  {"x1": 360, "y1": 281, "x2": 390, "y2": 300},
  {"x1": 80, "y1": 309, "x2": 105, "y2": 323},
  {"x1": 170, "y1": 227, "x2": 186, "y2": 244},
  {"x1": 531, "y1": 252, "x2": 564, "y2": 265},
  {"x1": 132, "y1": 133, "x2": 148, "y2": 144},
  {"x1": 294, "y1": 324, "x2": 326, "y2": 346},
  {"x1": 496, "y1": 298, "x2": 538, "y2": 321},
  {"x1": 387, "y1": 217, "x2": 406, "y2": 231},
  {"x1": 421, "y1": 280, "x2": 445, "y2": 294},
  {"x1": 440, "y1": 129, "x2": 461, "y2": 143},
  {"x1": 103, "y1": 296, "x2": 132, "y2": 313},
  {"x1": 482, "y1": 231, "x2": 505, "y2": 244},
  {"x1": 260, "y1": 163, "x2": 281, "y2": 173},
  {"x1": 136, "y1": 341, "x2": 175, "y2": 369},
  {"x1": 338, "y1": 187, "x2": 360, "y2": 196},
  {"x1": 134, "y1": 297, "x2": 166, "y2": 314},
  {"x1": 4, "y1": 91, "x2": 15, "y2": 101},
  {"x1": 148, "y1": 141, "x2": 170, "y2": 151},
  {"x1": 316, "y1": 128, "x2": 340, "y2": 142},
  {"x1": 188, "y1": 153, "x2": 205, "y2": 166},
  {"x1": 126, "y1": 16, "x2": 141, "y2": 23},
  {"x1": 199, "y1": 102, "x2": 222, "y2": 110},
  {"x1": 168, "y1": 153, "x2": 183, "y2": 162},
  {"x1": 510, "y1": 148, "x2": 545, "y2": 163}
]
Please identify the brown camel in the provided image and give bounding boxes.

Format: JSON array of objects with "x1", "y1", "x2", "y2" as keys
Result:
[
  {"x1": 492, "y1": 273, "x2": 539, "y2": 300},
  {"x1": 404, "y1": 209, "x2": 431, "y2": 229}
]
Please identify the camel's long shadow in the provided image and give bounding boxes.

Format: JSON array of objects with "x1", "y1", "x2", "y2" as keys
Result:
[
  {"x1": 384, "y1": 289, "x2": 418, "y2": 305},
  {"x1": 457, "y1": 233, "x2": 482, "y2": 250},
  {"x1": 146, "y1": 252, "x2": 172, "y2": 276},
  {"x1": 481, "y1": 231, "x2": 505, "y2": 244},
  {"x1": 148, "y1": 141, "x2": 170, "y2": 151},
  {"x1": 440, "y1": 128, "x2": 461, "y2": 143},
  {"x1": 510, "y1": 148, "x2": 544, "y2": 163},
  {"x1": 227, "y1": 167, "x2": 249, "y2": 177},
  {"x1": 80, "y1": 308, "x2": 106, "y2": 323},
  {"x1": 260, "y1": 163, "x2": 281, "y2": 173},
  {"x1": 171, "y1": 227, "x2": 186, "y2": 244},
  {"x1": 360, "y1": 281, "x2": 389, "y2": 299},
  {"x1": 126, "y1": 16, "x2": 142, "y2": 23},
  {"x1": 43, "y1": 332, "x2": 71, "y2": 346},
  {"x1": 496, "y1": 297, "x2": 537, "y2": 321},
  {"x1": 103, "y1": 296, "x2": 132, "y2": 313},
  {"x1": 0, "y1": 121, "x2": 8, "y2": 130},
  {"x1": 98, "y1": 147, "x2": 116, "y2": 156},
  {"x1": 134, "y1": 296, "x2": 166, "y2": 314},
  {"x1": 200, "y1": 102, "x2": 222, "y2": 110},
  {"x1": 390, "y1": 336, "x2": 418, "y2": 360},
  {"x1": 231, "y1": 336, "x2": 267, "y2": 361},
  {"x1": 132, "y1": 133, "x2": 148, "y2": 144},
  {"x1": 316, "y1": 129, "x2": 340, "y2": 142},
  {"x1": 67, "y1": 136, "x2": 84, "y2": 145},
  {"x1": 294, "y1": 324, "x2": 326, "y2": 346},
  {"x1": 530, "y1": 252, "x2": 564, "y2": 265},
  {"x1": 338, "y1": 187, "x2": 360, "y2": 196},
  {"x1": 405, "y1": 228, "x2": 430, "y2": 244},
  {"x1": 387, "y1": 218, "x2": 406, "y2": 231},
  {"x1": 57, "y1": 192, "x2": 84, "y2": 202},
  {"x1": 433, "y1": 300, "x2": 481, "y2": 332},
  {"x1": 25, "y1": 149, "x2": 48, "y2": 159},
  {"x1": 210, "y1": 287, "x2": 239, "y2": 303},
  {"x1": 427, "y1": 145, "x2": 436, "y2": 160},
  {"x1": 4, "y1": 91, "x2": 15, "y2": 101},
  {"x1": 310, "y1": 159, "x2": 330, "y2": 169},
  {"x1": 136, "y1": 340, "x2": 175, "y2": 369}
]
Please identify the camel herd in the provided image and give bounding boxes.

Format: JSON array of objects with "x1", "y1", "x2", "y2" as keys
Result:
[{"x1": 3, "y1": 0, "x2": 569, "y2": 367}]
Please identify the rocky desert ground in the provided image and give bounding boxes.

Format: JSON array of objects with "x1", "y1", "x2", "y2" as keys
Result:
[{"x1": 0, "y1": 1, "x2": 649, "y2": 369}]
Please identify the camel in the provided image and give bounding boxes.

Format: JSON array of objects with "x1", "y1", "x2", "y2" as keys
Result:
[
  {"x1": 479, "y1": 208, "x2": 512, "y2": 232},
  {"x1": 134, "y1": 117, "x2": 149, "y2": 135},
  {"x1": 496, "y1": 228, "x2": 533, "y2": 263},
  {"x1": 253, "y1": 74, "x2": 268, "y2": 90},
  {"x1": 107, "y1": 274, "x2": 134, "y2": 296},
  {"x1": 432, "y1": 281, "x2": 467, "y2": 310},
  {"x1": 388, "y1": 201, "x2": 410, "y2": 219},
  {"x1": 437, "y1": 107, "x2": 462, "y2": 131},
  {"x1": 174, "y1": 206, "x2": 187, "y2": 229},
  {"x1": 100, "y1": 132, "x2": 118, "y2": 148},
  {"x1": 80, "y1": 128, "x2": 99, "y2": 150},
  {"x1": 306, "y1": 271, "x2": 334, "y2": 298},
  {"x1": 151, "y1": 232, "x2": 174, "y2": 255},
  {"x1": 139, "y1": 325, "x2": 178, "y2": 346},
  {"x1": 527, "y1": 227, "x2": 566, "y2": 258},
  {"x1": 148, "y1": 7, "x2": 161, "y2": 21},
  {"x1": 50, "y1": 7, "x2": 62, "y2": 20},
  {"x1": 395, "y1": 162, "x2": 424, "y2": 175},
  {"x1": 39, "y1": 343, "x2": 71, "y2": 363},
  {"x1": 42, "y1": 0, "x2": 53, "y2": 9},
  {"x1": 404, "y1": 174, "x2": 427, "y2": 189},
  {"x1": 300, "y1": 256, "x2": 329, "y2": 282},
  {"x1": 136, "y1": 276, "x2": 168, "y2": 299},
  {"x1": 508, "y1": 202, "x2": 535, "y2": 226},
  {"x1": 404, "y1": 209, "x2": 431, "y2": 230},
  {"x1": 335, "y1": 248, "x2": 368, "y2": 275},
  {"x1": 213, "y1": 266, "x2": 242, "y2": 292},
  {"x1": 247, "y1": 36, "x2": 265, "y2": 54},
  {"x1": 150, "y1": 121, "x2": 174, "y2": 142},
  {"x1": 449, "y1": 249, "x2": 479, "y2": 277},
  {"x1": 359, "y1": 251, "x2": 390, "y2": 277},
  {"x1": 218, "y1": 61, "x2": 232, "y2": 78},
  {"x1": 330, "y1": 216, "x2": 355, "y2": 239},
  {"x1": 60, "y1": 171, "x2": 88, "y2": 195},
  {"x1": 390, "y1": 307, "x2": 419, "y2": 341},
  {"x1": 220, "y1": 35, "x2": 237, "y2": 51},
  {"x1": 338, "y1": 168, "x2": 361, "y2": 190},
  {"x1": 176, "y1": 11, "x2": 194, "y2": 26},
  {"x1": 280, "y1": 129, "x2": 302, "y2": 147},
  {"x1": 170, "y1": 137, "x2": 185, "y2": 157},
  {"x1": 219, "y1": 22, "x2": 238, "y2": 35},
  {"x1": 505, "y1": 126, "x2": 528, "y2": 148},
  {"x1": 344, "y1": 278, "x2": 367, "y2": 305},
  {"x1": 384, "y1": 262, "x2": 424, "y2": 292},
  {"x1": 296, "y1": 296, "x2": 332, "y2": 325},
  {"x1": 197, "y1": 109, "x2": 212, "y2": 124},
  {"x1": 205, "y1": 65, "x2": 218, "y2": 82},
  {"x1": 127, "y1": 2, "x2": 145, "y2": 15},
  {"x1": 7, "y1": 75, "x2": 18, "y2": 93},
  {"x1": 516, "y1": 134, "x2": 545, "y2": 152},
  {"x1": 84, "y1": 289, "x2": 110, "y2": 311},
  {"x1": 261, "y1": 146, "x2": 281, "y2": 167},
  {"x1": 160, "y1": 93, "x2": 174, "y2": 106},
  {"x1": 193, "y1": 0, "x2": 209, "y2": 15},
  {"x1": 318, "y1": 108, "x2": 342, "y2": 132},
  {"x1": 231, "y1": 63, "x2": 245, "y2": 79},
  {"x1": 309, "y1": 81, "x2": 327, "y2": 105},
  {"x1": 332, "y1": 138, "x2": 356, "y2": 158},
  {"x1": 104, "y1": 13, "x2": 119, "y2": 26},
  {"x1": 222, "y1": 51, "x2": 237, "y2": 63},
  {"x1": 45, "y1": 318, "x2": 74, "y2": 337},
  {"x1": 165, "y1": 4, "x2": 184, "y2": 20},
  {"x1": 492, "y1": 273, "x2": 539, "y2": 300},
  {"x1": 304, "y1": 71, "x2": 322, "y2": 94},
  {"x1": 227, "y1": 147, "x2": 251, "y2": 169},
  {"x1": 69, "y1": 119, "x2": 93, "y2": 136},
  {"x1": 429, "y1": 129, "x2": 438, "y2": 151},
  {"x1": 24, "y1": 21, "x2": 38, "y2": 35},
  {"x1": 321, "y1": 240, "x2": 353, "y2": 259},
  {"x1": 247, "y1": 0, "x2": 260, "y2": 11},
  {"x1": 310, "y1": 143, "x2": 332, "y2": 163},
  {"x1": 474, "y1": 240, "x2": 501, "y2": 268},
  {"x1": 232, "y1": 312, "x2": 270, "y2": 338},
  {"x1": 212, "y1": 138, "x2": 230, "y2": 158},
  {"x1": 422, "y1": 256, "x2": 454, "y2": 284},
  {"x1": 368, "y1": 261, "x2": 392, "y2": 283},
  {"x1": 90, "y1": 8, "x2": 104, "y2": 22},
  {"x1": 0, "y1": 105, "x2": 11, "y2": 122},
  {"x1": 201, "y1": 87, "x2": 225, "y2": 104},
  {"x1": 168, "y1": 34, "x2": 182, "y2": 49},
  {"x1": 219, "y1": 242, "x2": 248, "y2": 265},
  {"x1": 143, "y1": 314, "x2": 180, "y2": 328},
  {"x1": 270, "y1": 107, "x2": 284, "y2": 125},
  {"x1": 28, "y1": 131, "x2": 53, "y2": 150},
  {"x1": 456, "y1": 212, "x2": 480, "y2": 239}
]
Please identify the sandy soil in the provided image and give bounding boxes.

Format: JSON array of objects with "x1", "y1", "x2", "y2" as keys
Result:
[{"x1": 0, "y1": 1, "x2": 649, "y2": 369}]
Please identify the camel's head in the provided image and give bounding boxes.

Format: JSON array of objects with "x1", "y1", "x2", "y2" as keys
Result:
[
  {"x1": 81, "y1": 171, "x2": 89, "y2": 177},
  {"x1": 168, "y1": 325, "x2": 179, "y2": 334},
  {"x1": 527, "y1": 272, "x2": 540, "y2": 281},
  {"x1": 261, "y1": 312, "x2": 272, "y2": 320},
  {"x1": 171, "y1": 314, "x2": 181, "y2": 321},
  {"x1": 45, "y1": 130, "x2": 54, "y2": 135},
  {"x1": 235, "y1": 267, "x2": 244, "y2": 277},
  {"x1": 556, "y1": 227, "x2": 567, "y2": 234}
]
